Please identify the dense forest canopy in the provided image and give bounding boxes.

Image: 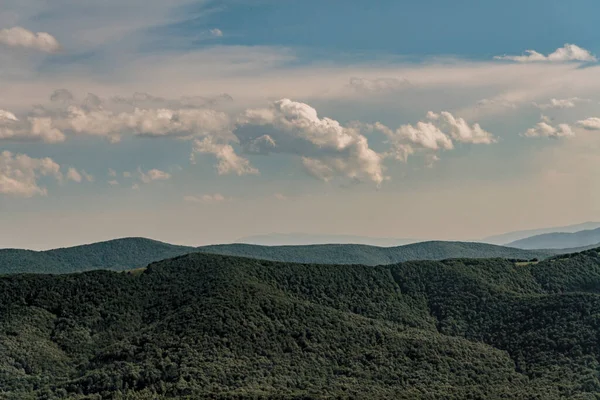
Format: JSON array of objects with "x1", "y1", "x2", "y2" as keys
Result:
[{"x1": 2, "y1": 248, "x2": 600, "y2": 398}]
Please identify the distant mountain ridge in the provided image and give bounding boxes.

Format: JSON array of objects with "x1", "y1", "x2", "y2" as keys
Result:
[
  {"x1": 235, "y1": 233, "x2": 420, "y2": 246},
  {"x1": 0, "y1": 237, "x2": 585, "y2": 275},
  {"x1": 482, "y1": 221, "x2": 600, "y2": 245},
  {"x1": 507, "y1": 227, "x2": 600, "y2": 249}
]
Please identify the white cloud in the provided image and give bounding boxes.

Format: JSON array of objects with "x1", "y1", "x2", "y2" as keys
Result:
[
  {"x1": 138, "y1": 168, "x2": 171, "y2": 183},
  {"x1": 209, "y1": 28, "x2": 223, "y2": 38},
  {"x1": 495, "y1": 44, "x2": 597, "y2": 63},
  {"x1": 108, "y1": 180, "x2": 119, "y2": 186},
  {"x1": 371, "y1": 111, "x2": 494, "y2": 162},
  {"x1": 0, "y1": 110, "x2": 65, "y2": 143},
  {"x1": 192, "y1": 137, "x2": 259, "y2": 176},
  {"x1": 66, "y1": 167, "x2": 83, "y2": 183},
  {"x1": 66, "y1": 167, "x2": 93, "y2": 183},
  {"x1": 108, "y1": 168, "x2": 117, "y2": 177},
  {"x1": 426, "y1": 111, "x2": 496, "y2": 144},
  {"x1": 0, "y1": 26, "x2": 61, "y2": 53},
  {"x1": 534, "y1": 97, "x2": 587, "y2": 110},
  {"x1": 576, "y1": 117, "x2": 600, "y2": 131},
  {"x1": 0, "y1": 151, "x2": 62, "y2": 197},
  {"x1": 523, "y1": 116, "x2": 575, "y2": 138},
  {"x1": 236, "y1": 99, "x2": 385, "y2": 184},
  {"x1": 184, "y1": 193, "x2": 228, "y2": 203}
]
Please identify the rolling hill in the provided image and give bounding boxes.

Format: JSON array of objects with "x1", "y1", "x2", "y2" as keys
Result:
[
  {"x1": 508, "y1": 227, "x2": 600, "y2": 249},
  {"x1": 2, "y1": 248, "x2": 600, "y2": 398},
  {"x1": 0, "y1": 237, "x2": 569, "y2": 274}
]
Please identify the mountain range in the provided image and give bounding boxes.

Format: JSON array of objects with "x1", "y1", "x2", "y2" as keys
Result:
[
  {"x1": 2, "y1": 247, "x2": 600, "y2": 398},
  {"x1": 507, "y1": 227, "x2": 600, "y2": 249},
  {"x1": 0, "y1": 237, "x2": 581, "y2": 275}
]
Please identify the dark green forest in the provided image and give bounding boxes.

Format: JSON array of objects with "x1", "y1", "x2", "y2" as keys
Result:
[
  {"x1": 2, "y1": 248, "x2": 600, "y2": 398},
  {"x1": 0, "y1": 237, "x2": 580, "y2": 274}
]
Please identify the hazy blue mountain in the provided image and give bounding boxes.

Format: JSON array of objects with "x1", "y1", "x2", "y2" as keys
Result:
[
  {"x1": 481, "y1": 221, "x2": 600, "y2": 245},
  {"x1": 235, "y1": 232, "x2": 420, "y2": 246},
  {"x1": 507, "y1": 227, "x2": 600, "y2": 249}
]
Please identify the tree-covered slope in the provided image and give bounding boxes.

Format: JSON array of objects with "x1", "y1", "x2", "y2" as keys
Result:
[{"x1": 2, "y1": 249, "x2": 600, "y2": 398}]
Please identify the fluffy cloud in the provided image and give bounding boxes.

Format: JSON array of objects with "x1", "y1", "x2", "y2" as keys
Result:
[
  {"x1": 236, "y1": 99, "x2": 385, "y2": 184},
  {"x1": 66, "y1": 168, "x2": 93, "y2": 183},
  {"x1": 0, "y1": 110, "x2": 65, "y2": 143},
  {"x1": 0, "y1": 26, "x2": 61, "y2": 53},
  {"x1": 427, "y1": 111, "x2": 496, "y2": 144},
  {"x1": 192, "y1": 137, "x2": 259, "y2": 176},
  {"x1": 139, "y1": 168, "x2": 171, "y2": 183},
  {"x1": 523, "y1": 116, "x2": 574, "y2": 138},
  {"x1": 0, "y1": 151, "x2": 62, "y2": 197},
  {"x1": 495, "y1": 44, "x2": 597, "y2": 63},
  {"x1": 184, "y1": 193, "x2": 228, "y2": 203},
  {"x1": 576, "y1": 117, "x2": 600, "y2": 131},
  {"x1": 534, "y1": 97, "x2": 587, "y2": 110},
  {"x1": 371, "y1": 111, "x2": 495, "y2": 162}
]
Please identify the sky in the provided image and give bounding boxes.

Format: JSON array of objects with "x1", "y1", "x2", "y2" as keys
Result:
[{"x1": 2, "y1": 0, "x2": 600, "y2": 249}]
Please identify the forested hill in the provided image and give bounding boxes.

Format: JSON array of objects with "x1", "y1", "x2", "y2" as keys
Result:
[
  {"x1": 199, "y1": 240, "x2": 558, "y2": 265},
  {"x1": 0, "y1": 237, "x2": 570, "y2": 274},
  {"x1": 2, "y1": 248, "x2": 600, "y2": 398}
]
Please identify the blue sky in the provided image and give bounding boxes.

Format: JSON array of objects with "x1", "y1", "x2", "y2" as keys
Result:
[{"x1": 1, "y1": 0, "x2": 600, "y2": 249}]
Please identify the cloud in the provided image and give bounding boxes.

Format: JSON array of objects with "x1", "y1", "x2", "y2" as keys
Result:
[
  {"x1": 0, "y1": 151, "x2": 62, "y2": 197},
  {"x1": 138, "y1": 168, "x2": 171, "y2": 183},
  {"x1": 347, "y1": 77, "x2": 411, "y2": 94},
  {"x1": 494, "y1": 44, "x2": 597, "y2": 63},
  {"x1": 0, "y1": 110, "x2": 66, "y2": 143},
  {"x1": 371, "y1": 111, "x2": 495, "y2": 162},
  {"x1": 50, "y1": 89, "x2": 75, "y2": 103},
  {"x1": 184, "y1": 193, "x2": 228, "y2": 203},
  {"x1": 55, "y1": 105, "x2": 231, "y2": 142},
  {"x1": 523, "y1": 116, "x2": 575, "y2": 138},
  {"x1": 476, "y1": 98, "x2": 517, "y2": 109},
  {"x1": 209, "y1": 28, "x2": 223, "y2": 38},
  {"x1": 236, "y1": 98, "x2": 385, "y2": 184},
  {"x1": 108, "y1": 168, "x2": 117, "y2": 177},
  {"x1": 108, "y1": 180, "x2": 119, "y2": 186},
  {"x1": 426, "y1": 111, "x2": 496, "y2": 144},
  {"x1": 192, "y1": 137, "x2": 259, "y2": 176},
  {"x1": 66, "y1": 167, "x2": 93, "y2": 183},
  {"x1": 110, "y1": 92, "x2": 233, "y2": 109},
  {"x1": 274, "y1": 193, "x2": 287, "y2": 200},
  {"x1": 0, "y1": 26, "x2": 61, "y2": 53},
  {"x1": 576, "y1": 117, "x2": 600, "y2": 131},
  {"x1": 66, "y1": 168, "x2": 83, "y2": 183},
  {"x1": 534, "y1": 97, "x2": 587, "y2": 110}
]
